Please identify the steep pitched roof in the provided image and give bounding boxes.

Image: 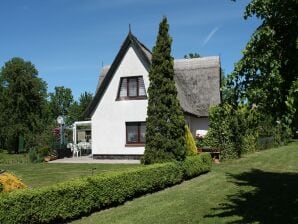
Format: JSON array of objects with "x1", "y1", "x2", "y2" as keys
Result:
[
  {"x1": 83, "y1": 32, "x2": 151, "y2": 118},
  {"x1": 96, "y1": 65, "x2": 110, "y2": 91},
  {"x1": 174, "y1": 57, "x2": 221, "y2": 117},
  {"x1": 84, "y1": 33, "x2": 221, "y2": 119}
]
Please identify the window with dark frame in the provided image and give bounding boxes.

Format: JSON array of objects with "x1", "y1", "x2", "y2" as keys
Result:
[
  {"x1": 126, "y1": 122, "x2": 146, "y2": 145},
  {"x1": 117, "y1": 76, "x2": 147, "y2": 100}
]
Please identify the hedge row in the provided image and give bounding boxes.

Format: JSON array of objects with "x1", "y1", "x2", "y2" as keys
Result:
[{"x1": 0, "y1": 154, "x2": 212, "y2": 224}]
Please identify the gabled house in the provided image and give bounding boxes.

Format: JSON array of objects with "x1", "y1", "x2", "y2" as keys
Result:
[{"x1": 84, "y1": 31, "x2": 221, "y2": 159}]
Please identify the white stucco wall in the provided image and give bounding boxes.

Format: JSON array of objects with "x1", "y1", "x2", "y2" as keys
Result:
[
  {"x1": 185, "y1": 115, "x2": 209, "y2": 136},
  {"x1": 91, "y1": 45, "x2": 149, "y2": 155}
]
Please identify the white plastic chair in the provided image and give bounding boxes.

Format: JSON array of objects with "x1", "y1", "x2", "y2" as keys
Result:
[
  {"x1": 66, "y1": 143, "x2": 72, "y2": 149},
  {"x1": 72, "y1": 144, "x2": 80, "y2": 157}
]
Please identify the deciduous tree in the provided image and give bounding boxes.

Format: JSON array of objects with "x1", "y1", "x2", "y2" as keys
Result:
[
  {"x1": 68, "y1": 91, "x2": 93, "y2": 123},
  {"x1": 227, "y1": 0, "x2": 298, "y2": 132},
  {"x1": 0, "y1": 57, "x2": 47, "y2": 152},
  {"x1": 48, "y1": 86, "x2": 74, "y2": 122},
  {"x1": 184, "y1": 53, "x2": 200, "y2": 59}
]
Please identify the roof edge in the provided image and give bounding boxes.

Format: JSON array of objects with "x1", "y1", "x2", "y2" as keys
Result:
[{"x1": 83, "y1": 32, "x2": 151, "y2": 119}]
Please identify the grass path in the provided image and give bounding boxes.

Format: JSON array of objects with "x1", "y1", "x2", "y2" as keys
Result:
[{"x1": 72, "y1": 141, "x2": 298, "y2": 224}]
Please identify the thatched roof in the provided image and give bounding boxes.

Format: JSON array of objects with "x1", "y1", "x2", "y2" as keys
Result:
[
  {"x1": 96, "y1": 65, "x2": 110, "y2": 90},
  {"x1": 174, "y1": 57, "x2": 221, "y2": 117},
  {"x1": 85, "y1": 32, "x2": 221, "y2": 118}
]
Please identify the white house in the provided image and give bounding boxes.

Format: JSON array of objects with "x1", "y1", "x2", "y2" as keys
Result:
[{"x1": 83, "y1": 31, "x2": 221, "y2": 159}]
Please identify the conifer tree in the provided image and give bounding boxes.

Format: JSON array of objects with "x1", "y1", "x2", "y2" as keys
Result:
[{"x1": 143, "y1": 17, "x2": 186, "y2": 164}]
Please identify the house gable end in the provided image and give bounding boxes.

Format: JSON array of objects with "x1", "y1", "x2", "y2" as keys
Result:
[
  {"x1": 84, "y1": 33, "x2": 221, "y2": 119},
  {"x1": 83, "y1": 32, "x2": 151, "y2": 119}
]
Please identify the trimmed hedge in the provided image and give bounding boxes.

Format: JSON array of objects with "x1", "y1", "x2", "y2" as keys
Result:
[
  {"x1": 0, "y1": 154, "x2": 212, "y2": 224},
  {"x1": 181, "y1": 153, "x2": 213, "y2": 179}
]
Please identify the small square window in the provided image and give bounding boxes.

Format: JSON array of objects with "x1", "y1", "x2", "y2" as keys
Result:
[
  {"x1": 127, "y1": 123, "x2": 138, "y2": 143},
  {"x1": 126, "y1": 122, "x2": 146, "y2": 145}
]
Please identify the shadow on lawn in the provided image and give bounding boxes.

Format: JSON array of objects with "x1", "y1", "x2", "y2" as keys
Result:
[{"x1": 205, "y1": 169, "x2": 298, "y2": 224}]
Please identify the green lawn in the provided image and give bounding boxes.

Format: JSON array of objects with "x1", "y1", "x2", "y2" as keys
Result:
[
  {"x1": 0, "y1": 151, "x2": 29, "y2": 164},
  {"x1": 0, "y1": 156, "x2": 138, "y2": 188},
  {"x1": 71, "y1": 140, "x2": 298, "y2": 224}
]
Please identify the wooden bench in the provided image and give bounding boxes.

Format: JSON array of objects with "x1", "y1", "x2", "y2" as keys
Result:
[{"x1": 198, "y1": 147, "x2": 220, "y2": 163}]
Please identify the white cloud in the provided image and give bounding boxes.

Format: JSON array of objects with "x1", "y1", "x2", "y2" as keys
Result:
[{"x1": 202, "y1": 26, "x2": 220, "y2": 46}]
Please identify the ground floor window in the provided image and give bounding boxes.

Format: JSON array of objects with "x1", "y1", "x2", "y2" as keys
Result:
[{"x1": 126, "y1": 122, "x2": 146, "y2": 146}]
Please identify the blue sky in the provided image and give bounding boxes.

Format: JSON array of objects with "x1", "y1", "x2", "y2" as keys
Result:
[{"x1": 0, "y1": 0, "x2": 260, "y2": 100}]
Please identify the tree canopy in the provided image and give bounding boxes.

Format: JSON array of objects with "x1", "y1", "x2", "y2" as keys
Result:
[
  {"x1": 0, "y1": 57, "x2": 47, "y2": 152},
  {"x1": 0, "y1": 57, "x2": 93, "y2": 152},
  {"x1": 68, "y1": 91, "x2": 93, "y2": 123},
  {"x1": 227, "y1": 0, "x2": 298, "y2": 131},
  {"x1": 48, "y1": 86, "x2": 74, "y2": 122},
  {"x1": 143, "y1": 17, "x2": 186, "y2": 164},
  {"x1": 184, "y1": 53, "x2": 200, "y2": 59}
]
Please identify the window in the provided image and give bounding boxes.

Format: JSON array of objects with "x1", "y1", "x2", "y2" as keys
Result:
[
  {"x1": 126, "y1": 122, "x2": 146, "y2": 146},
  {"x1": 117, "y1": 76, "x2": 147, "y2": 100}
]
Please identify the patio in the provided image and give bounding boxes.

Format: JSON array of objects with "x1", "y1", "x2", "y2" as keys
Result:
[{"x1": 48, "y1": 155, "x2": 140, "y2": 164}]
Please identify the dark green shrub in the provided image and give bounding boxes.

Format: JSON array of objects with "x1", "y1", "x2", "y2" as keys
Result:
[
  {"x1": 284, "y1": 77, "x2": 298, "y2": 136},
  {"x1": 205, "y1": 102, "x2": 293, "y2": 160},
  {"x1": 28, "y1": 148, "x2": 44, "y2": 163},
  {"x1": 28, "y1": 147, "x2": 51, "y2": 163},
  {"x1": 204, "y1": 104, "x2": 238, "y2": 159},
  {"x1": 0, "y1": 154, "x2": 211, "y2": 224},
  {"x1": 204, "y1": 104, "x2": 261, "y2": 159},
  {"x1": 6, "y1": 133, "x2": 19, "y2": 154},
  {"x1": 242, "y1": 134, "x2": 258, "y2": 153},
  {"x1": 0, "y1": 183, "x2": 3, "y2": 193},
  {"x1": 257, "y1": 114, "x2": 292, "y2": 148},
  {"x1": 196, "y1": 137, "x2": 204, "y2": 149},
  {"x1": 38, "y1": 147, "x2": 51, "y2": 157},
  {"x1": 257, "y1": 136, "x2": 275, "y2": 150}
]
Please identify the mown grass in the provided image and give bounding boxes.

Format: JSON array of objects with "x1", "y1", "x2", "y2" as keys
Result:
[
  {"x1": 0, "y1": 151, "x2": 29, "y2": 164},
  {"x1": 72, "y1": 140, "x2": 298, "y2": 224},
  {"x1": 0, "y1": 153, "x2": 138, "y2": 188}
]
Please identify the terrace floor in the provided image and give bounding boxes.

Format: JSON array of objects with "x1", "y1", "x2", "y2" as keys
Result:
[{"x1": 48, "y1": 155, "x2": 141, "y2": 164}]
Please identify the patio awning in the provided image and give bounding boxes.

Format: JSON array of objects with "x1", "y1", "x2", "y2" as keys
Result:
[{"x1": 72, "y1": 121, "x2": 92, "y2": 144}]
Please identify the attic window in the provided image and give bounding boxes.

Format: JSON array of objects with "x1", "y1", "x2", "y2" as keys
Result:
[{"x1": 117, "y1": 76, "x2": 147, "y2": 100}]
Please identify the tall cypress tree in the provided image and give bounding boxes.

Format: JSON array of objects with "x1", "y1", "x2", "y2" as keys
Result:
[{"x1": 143, "y1": 17, "x2": 186, "y2": 164}]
